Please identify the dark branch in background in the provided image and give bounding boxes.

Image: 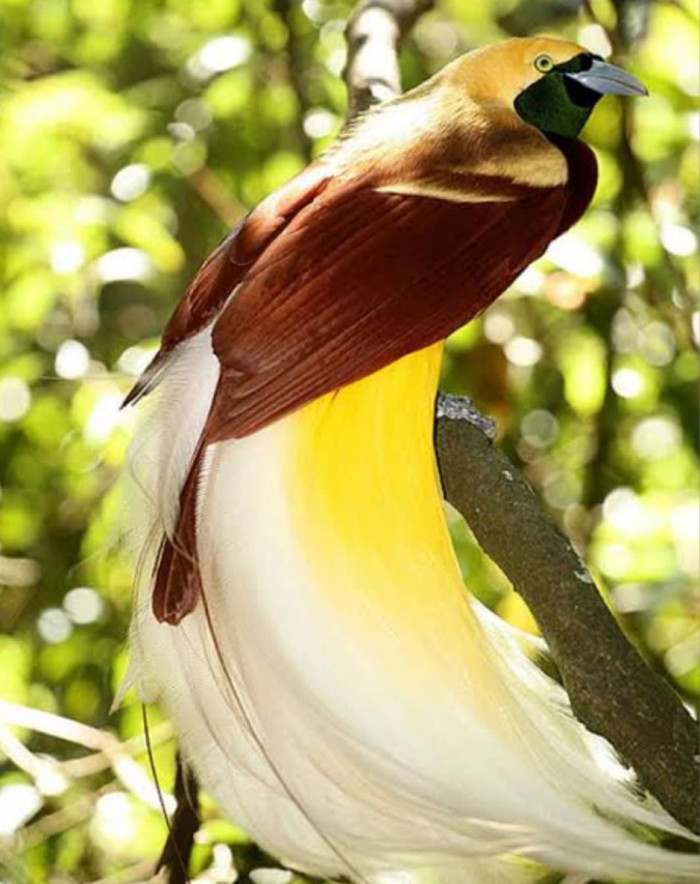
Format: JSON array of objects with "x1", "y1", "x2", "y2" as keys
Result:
[
  {"x1": 343, "y1": 0, "x2": 699, "y2": 835},
  {"x1": 275, "y1": 0, "x2": 314, "y2": 163},
  {"x1": 344, "y1": 0, "x2": 434, "y2": 116},
  {"x1": 158, "y1": 755, "x2": 200, "y2": 884}
]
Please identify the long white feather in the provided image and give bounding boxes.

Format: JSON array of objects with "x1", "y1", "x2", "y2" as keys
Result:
[
  {"x1": 124, "y1": 334, "x2": 699, "y2": 884},
  {"x1": 125, "y1": 326, "x2": 220, "y2": 538}
]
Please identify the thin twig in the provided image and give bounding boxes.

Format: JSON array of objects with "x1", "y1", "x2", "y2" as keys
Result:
[
  {"x1": 187, "y1": 167, "x2": 245, "y2": 228},
  {"x1": 85, "y1": 859, "x2": 159, "y2": 884},
  {"x1": 9, "y1": 783, "x2": 117, "y2": 853},
  {"x1": 0, "y1": 701, "x2": 175, "y2": 813}
]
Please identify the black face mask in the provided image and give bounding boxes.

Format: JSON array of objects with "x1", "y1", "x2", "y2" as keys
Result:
[{"x1": 515, "y1": 53, "x2": 647, "y2": 139}]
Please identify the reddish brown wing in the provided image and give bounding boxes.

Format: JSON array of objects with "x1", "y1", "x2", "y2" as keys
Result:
[
  {"x1": 153, "y1": 140, "x2": 597, "y2": 624},
  {"x1": 205, "y1": 139, "x2": 598, "y2": 440},
  {"x1": 123, "y1": 162, "x2": 332, "y2": 407},
  {"x1": 163, "y1": 162, "x2": 333, "y2": 351},
  {"x1": 152, "y1": 442, "x2": 204, "y2": 624},
  {"x1": 205, "y1": 185, "x2": 564, "y2": 440}
]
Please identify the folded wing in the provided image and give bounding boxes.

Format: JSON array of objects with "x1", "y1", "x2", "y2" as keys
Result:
[{"x1": 135, "y1": 139, "x2": 596, "y2": 624}]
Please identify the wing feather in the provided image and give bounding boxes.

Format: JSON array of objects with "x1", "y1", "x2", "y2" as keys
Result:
[
  {"x1": 205, "y1": 184, "x2": 566, "y2": 440},
  {"x1": 122, "y1": 162, "x2": 333, "y2": 407},
  {"x1": 149, "y1": 140, "x2": 597, "y2": 624}
]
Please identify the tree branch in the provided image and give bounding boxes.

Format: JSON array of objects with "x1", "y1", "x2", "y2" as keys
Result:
[
  {"x1": 342, "y1": 0, "x2": 699, "y2": 835},
  {"x1": 436, "y1": 399, "x2": 699, "y2": 834},
  {"x1": 273, "y1": 0, "x2": 314, "y2": 163},
  {"x1": 156, "y1": 755, "x2": 200, "y2": 884},
  {"x1": 344, "y1": 0, "x2": 434, "y2": 116}
]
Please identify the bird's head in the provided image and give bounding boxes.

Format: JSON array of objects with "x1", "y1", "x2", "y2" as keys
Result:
[{"x1": 446, "y1": 37, "x2": 647, "y2": 139}]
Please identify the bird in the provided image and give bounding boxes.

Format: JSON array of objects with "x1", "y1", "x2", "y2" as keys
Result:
[{"x1": 121, "y1": 36, "x2": 699, "y2": 884}]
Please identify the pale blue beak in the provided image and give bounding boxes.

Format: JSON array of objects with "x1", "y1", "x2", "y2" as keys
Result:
[{"x1": 565, "y1": 58, "x2": 648, "y2": 97}]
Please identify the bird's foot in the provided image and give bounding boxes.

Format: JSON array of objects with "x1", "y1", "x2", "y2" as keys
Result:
[{"x1": 436, "y1": 393, "x2": 497, "y2": 441}]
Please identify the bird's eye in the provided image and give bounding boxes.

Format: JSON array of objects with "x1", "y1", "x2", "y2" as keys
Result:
[{"x1": 534, "y1": 55, "x2": 554, "y2": 73}]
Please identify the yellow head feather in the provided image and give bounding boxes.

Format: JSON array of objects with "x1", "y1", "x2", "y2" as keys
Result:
[{"x1": 444, "y1": 36, "x2": 592, "y2": 108}]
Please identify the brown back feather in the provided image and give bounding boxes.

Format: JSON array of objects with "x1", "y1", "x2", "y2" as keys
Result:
[{"x1": 152, "y1": 139, "x2": 597, "y2": 624}]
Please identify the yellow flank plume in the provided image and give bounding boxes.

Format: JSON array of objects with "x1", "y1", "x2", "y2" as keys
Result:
[{"x1": 287, "y1": 343, "x2": 517, "y2": 725}]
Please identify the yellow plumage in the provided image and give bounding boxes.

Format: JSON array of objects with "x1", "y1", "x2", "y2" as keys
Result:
[
  {"x1": 289, "y1": 345, "x2": 516, "y2": 725},
  {"x1": 126, "y1": 336, "x2": 697, "y2": 883}
]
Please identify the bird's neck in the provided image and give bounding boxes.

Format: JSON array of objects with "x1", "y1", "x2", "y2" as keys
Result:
[{"x1": 333, "y1": 84, "x2": 569, "y2": 192}]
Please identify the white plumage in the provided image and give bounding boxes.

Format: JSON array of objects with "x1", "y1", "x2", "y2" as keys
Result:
[{"x1": 123, "y1": 328, "x2": 698, "y2": 884}]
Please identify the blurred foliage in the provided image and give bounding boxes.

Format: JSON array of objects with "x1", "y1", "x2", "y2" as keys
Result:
[{"x1": 0, "y1": 0, "x2": 697, "y2": 880}]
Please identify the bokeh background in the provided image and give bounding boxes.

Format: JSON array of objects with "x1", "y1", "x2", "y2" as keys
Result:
[{"x1": 0, "y1": 0, "x2": 697, "y2": 880}]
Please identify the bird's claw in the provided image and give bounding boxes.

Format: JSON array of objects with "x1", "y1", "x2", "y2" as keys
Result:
[{"x1": 436, "y1": 393, "x2": 497, "y2": 441}]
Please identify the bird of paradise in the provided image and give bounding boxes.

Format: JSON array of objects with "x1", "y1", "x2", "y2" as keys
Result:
[{"x1": 122, "y1": 37, "x2": 698, "y2": 884}]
